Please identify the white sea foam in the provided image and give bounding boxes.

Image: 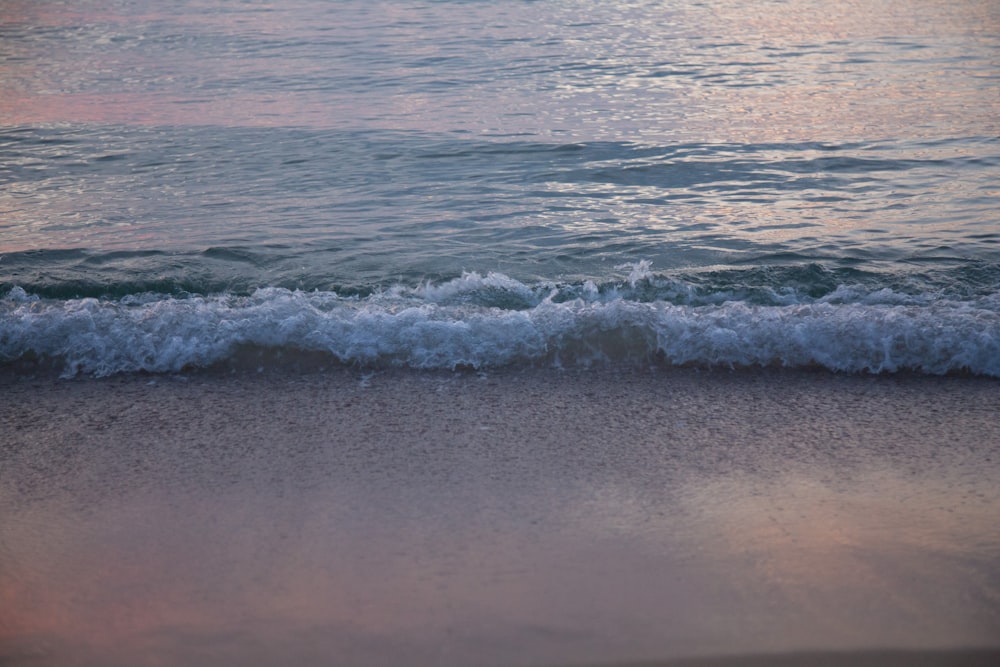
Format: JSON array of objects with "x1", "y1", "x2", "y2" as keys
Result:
[
  {"x1": 617, "y1": 260, "x2": 655, "y2": 288},
  {"x1": 3, "y1": 278, "x2": 999, "y2": 377}
]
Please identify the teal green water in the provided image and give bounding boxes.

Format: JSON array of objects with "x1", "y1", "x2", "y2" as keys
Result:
[{"x1": 1, "y1": 0, "x2": 998, "y2": 375}]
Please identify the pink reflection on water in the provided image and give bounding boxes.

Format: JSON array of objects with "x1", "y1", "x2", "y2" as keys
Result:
[
  {"x1": 0, "y1": 90, "x2": 340, "y2": 128},
  {"x1": 0, "y1": 1, "x2": 355, "y2": 129},
  {"x1": 3, "y1": 0, "x2": 998, "y2": 140}
]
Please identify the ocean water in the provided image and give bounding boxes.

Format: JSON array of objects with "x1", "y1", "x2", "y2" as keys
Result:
[{"x1": 1, "y1": 0, "x2": 998, "y2": 377}]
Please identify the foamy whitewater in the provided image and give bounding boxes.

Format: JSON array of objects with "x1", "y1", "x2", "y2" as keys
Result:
[
  {"x1": 4, "y1": 263, "x2": 999, "y2": 377},
  {"x1": 1, "y1": 0, "x2": 998, "y2": 378}
]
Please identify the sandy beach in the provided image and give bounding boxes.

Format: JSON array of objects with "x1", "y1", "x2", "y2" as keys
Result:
[{"x1": 2, "y1": 365, "x2": 999, "y2": 666}]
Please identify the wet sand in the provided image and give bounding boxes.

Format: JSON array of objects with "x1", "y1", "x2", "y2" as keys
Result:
[{"x1": 1, "y1": 366, "x2": 999, "y2": 666}]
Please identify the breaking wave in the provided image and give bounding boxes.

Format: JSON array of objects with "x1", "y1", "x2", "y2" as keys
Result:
[{"x1": 3, "y1": 268, "x2": 999, "y2": 377}]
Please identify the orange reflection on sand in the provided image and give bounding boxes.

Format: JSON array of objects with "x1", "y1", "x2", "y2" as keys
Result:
[{"x1": 678, "y1": 468, "x2": 1000, "y2": 638}]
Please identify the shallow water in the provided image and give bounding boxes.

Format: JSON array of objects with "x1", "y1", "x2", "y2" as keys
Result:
[{"x1": 1, "y1": 0, "x2": 998, "y2": 375}]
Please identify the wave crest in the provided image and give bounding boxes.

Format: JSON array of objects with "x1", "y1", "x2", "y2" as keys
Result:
[{"x1": 3, "y1": 277, "x2": 999, "y2": 377}]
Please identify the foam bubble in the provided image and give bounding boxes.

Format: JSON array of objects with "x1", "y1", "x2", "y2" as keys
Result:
[
  {"x1": 616, "y1": 260, "x2": 655, "y2": 288},
  {"x1": 2, "y1": 281, "x2": 998, "y2": 377}
]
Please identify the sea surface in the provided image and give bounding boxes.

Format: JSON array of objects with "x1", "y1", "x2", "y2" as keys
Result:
[{"x1": 1, "y1": 0, "x2": 998, "y2": 377}]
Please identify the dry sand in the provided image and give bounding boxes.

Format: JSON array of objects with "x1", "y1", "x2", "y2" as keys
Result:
[{"x1": 1, "y1": 366, "x2": 999, "y2": 666}]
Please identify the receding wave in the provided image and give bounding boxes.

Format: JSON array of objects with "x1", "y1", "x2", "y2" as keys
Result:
[{"x1": 3, "y1": 268, "x2": 998, "y2": 378}]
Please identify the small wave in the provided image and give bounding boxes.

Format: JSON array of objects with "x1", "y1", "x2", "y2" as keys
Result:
[{"x1": 3, "y1": 273, "x2": 999, "y2": 377}]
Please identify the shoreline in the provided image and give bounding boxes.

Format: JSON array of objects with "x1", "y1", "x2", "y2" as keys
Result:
[{"x1": 2, "y1": 366, "x2": 999, "y2": 666}]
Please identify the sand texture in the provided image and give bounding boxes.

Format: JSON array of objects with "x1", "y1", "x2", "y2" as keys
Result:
[{"x1": 1, "y1": 367, "x2": 999, "y2": 666}]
